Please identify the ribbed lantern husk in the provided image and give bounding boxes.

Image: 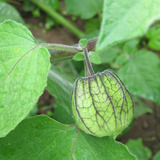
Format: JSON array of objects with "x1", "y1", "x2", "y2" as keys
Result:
[{"x1": 71, "y1": 69, "x2": 134, "y2": 138}]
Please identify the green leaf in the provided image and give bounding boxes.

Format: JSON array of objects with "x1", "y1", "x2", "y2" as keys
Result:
[
  {"x1": 113, "y1": 40, "x2": 139, "y2": 68},
  {"x1": 47, "y1": 66, "x2": 74, "y2": 124},
  {"x1": 126, "y1": 139, "x2": 152, "y2": 160},
  {"x1": 32, "y1": 8, "x2": 41, "y2": 17},
  {"x1": 134, "y1": 97, "x2": 152, "y2": 118},
  {"x1": 89, "y1": 51, "x2": 101, "y2": 64},
  {"x1": 73, "y1": 52, "x2": 84, "y2": 61},
  {"x1": 0, "y1": 20, "x2": 50, "y2": 137},
  {"x1": 146, "y1": 27, "x2": 160, "y2": 51},
  {"x1": 118, "y1": 50, "x2": 160, "y2": 105},
  {"x1": 96, "y1": 0, "x2": 160, "y2": 51},
  {"x1": 79, "y1": 38, "x2": 88, "y2": 48},
  {"x1": 0, "y1": 2, "x2": 24, "y2": 24},
  {"x1": 112, "y1": 54, "x2": 128, "y2": 68},
  {"x1": 122, "y1": 39, "x2": 139, "y2": 54},
  {"x1": 65, "y1": 0, "x2": 103, "y2": 19},
  {"x1": 99, "y1": 39, "x2": 139, "y2": 65},
  {"x1": 52, "y1": 103, "x2": 74, "y2": 124},
  {"x1": 153, "y1": 151, "x2": 160, "y2": 160},
  {"x1": 22, "y1": 0, "x2": 36, "y2": 12},
  {"x1": 85, "y1": 18, "x2": 100, "y2": 34},
  {"x1": 73, "y1": 51, "x2": 101, "y2": 64},
  {"x1": 0, "y1": 115, "x2": 137, "y2": 160},
  {"x1": 99, "y1": 47, "x2": 120, "y2": 64},
  {"x1": 55, "y1": 60, "x2": 78, "y2": 82},
  {"x1": 146, "y1": 27, "x2": 160, "y2": 39},
  {"x1": 45, "y1": 17, "x2": 55, "y2": 30}
]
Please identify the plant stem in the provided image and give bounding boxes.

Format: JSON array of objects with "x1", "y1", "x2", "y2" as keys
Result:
[
  {"x1": 41, "y1": 43, "x2": 81, "y2": 52},
  {"x1": 83, "y1": 47, "x2": 94, "y2": 76},
  {"x1": 40, "y1": 43, "x2": 81, "y2": 62},
  {"x1": 31, "y1": 0, "x2": 85, "y2": 38},
  {"x1": 40, "y1": 37, "x2": 98, "y2": 62}
]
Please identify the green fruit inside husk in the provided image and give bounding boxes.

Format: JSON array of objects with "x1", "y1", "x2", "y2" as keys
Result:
[{"x1": 71, "y1": 69, "x2": 134, "y2": 138}]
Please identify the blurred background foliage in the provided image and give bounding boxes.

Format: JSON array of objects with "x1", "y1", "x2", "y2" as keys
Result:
[{"x1": 0, "y1": 0, "x2": 160, "y2": 159}]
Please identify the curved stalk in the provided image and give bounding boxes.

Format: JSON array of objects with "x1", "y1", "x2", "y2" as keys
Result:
[
  {"x1": 31, "y1": 0, "x2": 85, "y2": 38},
  {"x1": 83, "y1": 47, "x2": 94, "y2": 76}
]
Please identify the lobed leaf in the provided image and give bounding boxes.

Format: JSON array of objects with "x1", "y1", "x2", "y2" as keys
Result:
[
  {"x1": 0, "y1": 115, "x2": 137, "y2": 160},
  {"x1": 96, "y1": 0, "x2": 160, "y2": 51},
  {"x1": 0, "y1": 20, "x2": 50, "y2": 137}
]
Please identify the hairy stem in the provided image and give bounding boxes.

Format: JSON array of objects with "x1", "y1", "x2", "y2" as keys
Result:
[
  {"x1": 44, "y1": 37, "x2": 98, "y2": 62},
  {"x1": 31, "y1": 0, "x2": 85, "y2": 38},
  {"x1": 41, "y1": 43, "x2": 81, "y2": 52},
  {"x1": 40, "y1": 43, "x2": 81, "y2": 62},
  {"x1": 84, "y1": 47, "x2": 94, "y2": 76}
]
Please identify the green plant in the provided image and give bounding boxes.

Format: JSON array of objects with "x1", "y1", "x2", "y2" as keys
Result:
[{"x1": 0, "y1": 0, "x2": 160, "y2": 159}]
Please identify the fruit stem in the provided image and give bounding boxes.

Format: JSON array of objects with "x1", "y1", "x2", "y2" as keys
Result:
[{"x1": 83, "y1": 47, "x2": 95, "y2": 76}]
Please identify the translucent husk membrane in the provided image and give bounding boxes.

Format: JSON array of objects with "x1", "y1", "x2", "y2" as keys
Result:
[{"x1": 71, "y1": 47, "x2": 134, "y2": 138}]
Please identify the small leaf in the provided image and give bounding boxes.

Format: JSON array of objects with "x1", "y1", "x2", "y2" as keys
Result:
[
  {"x1": 89, "y1": 51, "x2": 101, "y2": 64},
  {"x1": 126, "y1": 139, "x2": 152, "y2": 160},
  {"x1": 79, "y1": 38, "x2": 88, "y2": 48},
  {"x1": 32, "y1": 9, "x2": 41, "y2": 17},
  {"x1": 0, "y1": 2, "x2": 24, "y2": 24},
  {"x1": 73, "y1": 52, "x2": 101, "y2": 64},
  {"x1": 96, "y1": 0, "x2": 160, "y2": 51},
  {"x1": 45, "y1": 17, "x2": 55, "y2": 30},
  {"x1": 73, "y1": 52, "x2": 84, "y2": 61},
  {"x1": 0, "y1": 20, "x2": 50, "y2": 137},
  {"x1": 0, "y1": 115, "x2": 137, "y2": 160}
]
